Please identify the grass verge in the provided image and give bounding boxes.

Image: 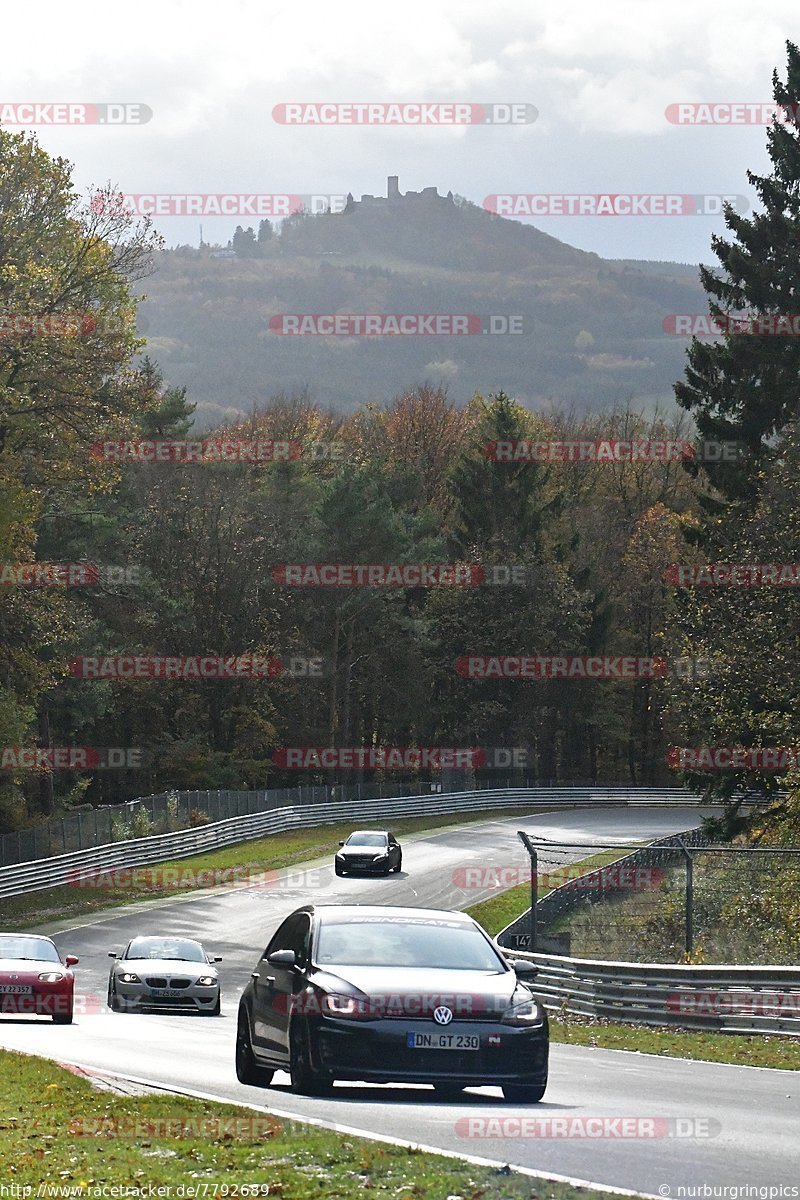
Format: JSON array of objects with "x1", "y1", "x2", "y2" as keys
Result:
[
  {"x1": 466, "y1": 848, "x2": 631, "y2": 937},
  {"x1": 0, "y1": 806, "x2": 554, "y2": 930},
  {"x1": 550, "y1": 1014, "x2": 800, "y2": 1070},
  {"x1": 1, "y1": 1049, "x2": 625, "y2": 1198}
]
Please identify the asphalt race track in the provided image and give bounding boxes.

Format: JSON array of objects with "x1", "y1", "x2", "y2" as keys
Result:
[{"x1": 1, "y1": 805, "x2": 798, "y2": 1196}]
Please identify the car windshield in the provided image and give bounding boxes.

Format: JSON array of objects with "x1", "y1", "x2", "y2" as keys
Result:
[
  {"x1": 124, "y1": 937, "x2": 206, "y2": 962},
  {"x1": 346, "y1": 833, "x2": 387, "y2": 847},
  {"x1": 0, "y1": 935, "x2": 60, "y2": 963},
  {"x1": 315, "y1": 919, "x2": 506, "y2": 971}
]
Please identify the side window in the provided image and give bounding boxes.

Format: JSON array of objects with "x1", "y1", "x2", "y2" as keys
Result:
[
  {"x1": 264, "y1": 914, "x2": 310, "y2": 965},
  {"x1": 265, "y1": 914, "x2": 301, "y2": 958},
  {"x1": 292, "y1": 915, "x2": 311, "y2": 967}
]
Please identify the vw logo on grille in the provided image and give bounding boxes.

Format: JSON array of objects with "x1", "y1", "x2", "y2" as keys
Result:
[{"x1": 433, "y1": 1005, "x2": 453, "y2": 1025}]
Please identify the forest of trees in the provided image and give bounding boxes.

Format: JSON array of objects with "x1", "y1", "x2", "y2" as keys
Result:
[{"x1": 2, "y1": 41, "x2": 800, "y2": 836}]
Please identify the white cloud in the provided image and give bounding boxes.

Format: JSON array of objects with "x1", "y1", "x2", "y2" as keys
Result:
[{"x1": 1, "y1": 0, "x2": 794, "y2": 261}]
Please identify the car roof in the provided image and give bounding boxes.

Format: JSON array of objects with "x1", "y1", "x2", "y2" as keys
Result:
[
  {"x1": 0, "y1": 932, "x2": 54, "y2": 942},
  {"x1": 298, "y1": 904, "x2": 474, "y2": 923},
  {"x1": 346, "y1": 829, "x2": 390, "y2": 835},
  {"x1": 129, "y1": 934, "x2": 202, "y2": 943}
]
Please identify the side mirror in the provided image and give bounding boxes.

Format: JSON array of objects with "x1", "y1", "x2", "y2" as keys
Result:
[
  {"x1": 108, "y1": 952, "x2": 119, "y2": 959},
  {"x1": 266, "y1": 949, "x2": 297, "y2": 969},
  {"x1": 510, "y1": 960, "x2": 538, "y2": 979},
  {"x1": 212, "y1": 956, "x2": 223, "y2": 963},
  {"x1": 64, "y1": 955, "x2": 79, "y2": 967},
  {"x1": 338, "y1": 840, "x2": 345, "y2": 847}
]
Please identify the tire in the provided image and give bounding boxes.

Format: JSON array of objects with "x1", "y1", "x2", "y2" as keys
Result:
[
  {"x1": 289, "y1": 1023, "x2": 333, "y2": 1096},
  {"x1": 394, "y1": 855, "x2": 402, "y2": 873},
  {"x1": 433, "y1": 1082, "x2": 464, "y2": 1098},
  {"x1": 204, "y1": 993, "x2": 221, "y2": 1016},
  {"x1": 235, "y1": 1009, "x2": 274, "y2": 1087},
  {"x1": 108, "y1": 984, "x2": 123, "y2": 1013},
  {"x1": 334, "y1": 863, "x2": 345, "y2": 876},
  {"x1": 502, "y1": 1081, "x2": 547, "y2": 1103},
  {"x1": 52, "y1": 1010, "x2": 73, "y2": 1025}
]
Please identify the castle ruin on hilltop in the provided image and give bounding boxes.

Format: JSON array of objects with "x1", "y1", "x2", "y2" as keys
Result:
[{"x1": 342, "y1": 176, "x2": 455, "y2": 214}]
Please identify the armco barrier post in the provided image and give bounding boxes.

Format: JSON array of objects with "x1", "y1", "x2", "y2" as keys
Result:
[
  {"x1": 517, "y1": 830, "x2": 539, "y2": 952},
  {"x1": 676, "y1": 838, "x2": 694, "y2": 955}
]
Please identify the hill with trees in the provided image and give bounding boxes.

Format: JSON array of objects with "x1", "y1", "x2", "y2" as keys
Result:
[{"x1": 141, "y1": 184, "x2": 707, "y2": 427}]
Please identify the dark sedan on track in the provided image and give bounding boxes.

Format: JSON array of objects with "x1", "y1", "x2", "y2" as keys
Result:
[
  {"x1": 334, "y1": 830, "x2": 402, "y2": 876},
  {"x1": 0, "y1": 933, "x2": 79, "y2": 1024},
  {"x1": 235, "y1": 904, "x2": 548, "y2": 1102}
]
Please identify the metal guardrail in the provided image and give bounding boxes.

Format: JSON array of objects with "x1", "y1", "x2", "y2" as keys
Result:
[
  {"x1": 0, "y1": 781, "x2": 437, "y2": 866},
  {"x1": 496, "y1": 827, "x2": 800, "y2": 1034},
  {"x1": 0, "y1": 786, "x2": 703, "y2": 900},
  {"x1": 0, "y1": 780, "x2": 706, "y2": 867},
  {"x1": 503, "y1": 949, "x2": 800, "y2": 1034}
]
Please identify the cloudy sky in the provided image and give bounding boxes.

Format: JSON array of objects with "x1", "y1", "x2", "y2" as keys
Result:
[{"x1": 4, "y1": 0, "x2": 796, "y2": 263}]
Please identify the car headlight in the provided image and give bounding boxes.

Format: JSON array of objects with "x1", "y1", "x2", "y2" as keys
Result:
[
  {"x1": 335, "y1": 852, "x2": 344, "y2": 859},
  {"x1": 501, "y1": 998, "x2": 544, "y2": 1026},
  {"x1": 118, "y1": 972, "x2": 141, "y2": 984},
  {"x1": 373, "y1": 853, "x2": 388, "y2": 861},
  {"x1": 38, "y1": 972, "x2": 65, "y2": 983},
  {"x1": 196, "y1": 976, "x2": 217, "y2": 987},
  {"x1": 321, "y1": 993, "x2": 375, "y2": 1020}
]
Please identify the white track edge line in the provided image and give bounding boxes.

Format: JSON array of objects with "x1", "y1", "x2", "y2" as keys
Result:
[{"x1": 40, "y1": 1054, "x2": 661, "y2": 1200}]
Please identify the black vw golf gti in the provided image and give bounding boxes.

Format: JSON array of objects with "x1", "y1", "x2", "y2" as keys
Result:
[{"x1": 235, "y1": 904, "x2": 548, "y2": 1101}]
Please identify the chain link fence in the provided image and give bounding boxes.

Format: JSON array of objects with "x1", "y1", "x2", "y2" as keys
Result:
[{"x1": 502, "y1": 833, "x2": 800, "y2": 965}]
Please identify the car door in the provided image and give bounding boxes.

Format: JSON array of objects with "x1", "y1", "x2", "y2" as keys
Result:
[{"x1": 251, "y1": 913, "x2": 310, "y2": 1060}]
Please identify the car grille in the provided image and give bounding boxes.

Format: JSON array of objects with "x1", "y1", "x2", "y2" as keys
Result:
[
  {"x1": 145, "y1": 977, "x2": 193, "y2": 989},
  {"x1": 320, "y1": 1033, "x2": 547, "y2": 1076},
  {"x1": 347, "y1": 856, "x2": 375, "y2": 867}
]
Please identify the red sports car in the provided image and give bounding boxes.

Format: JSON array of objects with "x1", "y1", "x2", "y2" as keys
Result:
[{"x1": 0, "y1": 933, "x2": 79, "y2": 1024}]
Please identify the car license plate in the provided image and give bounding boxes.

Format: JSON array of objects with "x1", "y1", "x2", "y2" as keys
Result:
[
  {"x1": 407, "y1": 1032, "x2": 479, "y2": 1050},
  {"x1": 150, "y1": 988, "x2": 181, "y2": 998},
  {"x1": 0, "y1": 984, "x2": 32, "y2": 994}
]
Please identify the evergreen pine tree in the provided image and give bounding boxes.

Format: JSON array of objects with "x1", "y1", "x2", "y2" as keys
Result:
[{"x1": 675, "y1": 40, "x2": 800, "y2": 509}]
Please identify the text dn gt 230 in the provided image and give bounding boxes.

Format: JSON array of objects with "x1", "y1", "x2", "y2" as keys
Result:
[{"x1": 236, "y1": 905, "x2": 548, "y2": 1102}]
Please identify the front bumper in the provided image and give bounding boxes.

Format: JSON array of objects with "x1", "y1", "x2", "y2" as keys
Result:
[
  {"x1": 311, "y1": 1016, "x2": 549, "y2": 1085},
  {"x1": 115, "y1": 982, "x2": 219, "y2": 1011},
  {"x1": 0, "y1": 986, "x2": 73, "y2": 1017},
  {"x1": 336, "y1": 858, "x2": 390, "y2": 874}
]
